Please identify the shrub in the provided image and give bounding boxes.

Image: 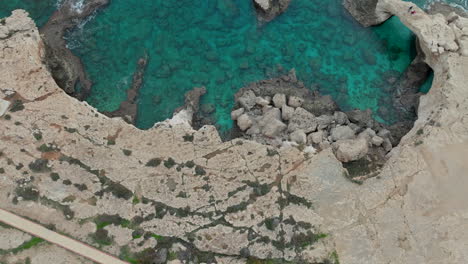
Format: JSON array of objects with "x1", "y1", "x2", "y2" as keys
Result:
[
  {"x1": 9, "y1": 100, "x2": 24, "y2": 112},
  {"x1": 164, "y1": 158, "x2": 176, "y2": 169},
  {"x1": 195, "y1": 165, "x2": 206, "y2": 176},
  {"x1": 122, "y1": 149, "x2": 132, "y2": 156},
  {"x1": 50, "y1": 173, "x2": 60, "y2": 181},
  {"x1": 28, "y1": 159, "x2": 50, "y2": 173},
  {"x1": 145, "y1": 158, "x2": 161, "y2": 167}
]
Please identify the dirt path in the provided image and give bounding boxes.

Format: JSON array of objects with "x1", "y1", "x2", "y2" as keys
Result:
[{"x1": 0, "y1": 208, "x2": 128, "y2": 264}]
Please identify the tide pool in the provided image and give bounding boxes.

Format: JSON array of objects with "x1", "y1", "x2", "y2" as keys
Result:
[{"x1": 1, "y1": 0, "x2": 466, "y2": 130}]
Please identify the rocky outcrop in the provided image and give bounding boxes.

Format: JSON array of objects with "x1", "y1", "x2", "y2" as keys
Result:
[
  {"x1": 40, "y1": 0, "x2": 109, "y2": 100},
  {"x1": 232, "y1": 71, "x2": 396, "y2": 171},
  {"x1": 103, "y1": 53, "x2": 149, "y2": 124},
  {"x1": 253, "y1": 0, "x2": 292, "y2": 23},
  {"x1": 343, "y1": 0, "x2": 391, "y2": 26},
  {"x1": 1, "y1": 4, "x2": 468, "y2": 264}
]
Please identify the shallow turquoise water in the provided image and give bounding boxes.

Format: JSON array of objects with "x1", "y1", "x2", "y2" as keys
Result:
[
  {"x1": 0, "y1": 0, "x2": 57, "y2": 27},
  {"x1": 1, "y1": 0, "x2": 466, "y2": 130}
]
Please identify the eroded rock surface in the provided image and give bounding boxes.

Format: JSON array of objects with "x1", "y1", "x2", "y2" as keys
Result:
[
  {"x1": 1, "y1": 4, "x2": 468, "y2": 264},
  {"x1": 253, "y1": 0, "x2": 292, "y2": 23}
]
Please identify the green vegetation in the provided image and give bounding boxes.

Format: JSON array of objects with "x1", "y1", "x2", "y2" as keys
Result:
[
  {"x1": 416, "y1": 128, "x2": 424, "y2": 135},
  {"x1": 64, "y1": 127, "x2": 78, "y2": 133},
  {"x1": 164, "y1": 158, "x2": 176, "y2": 169},
  {"x1": 91, "y1": 228, "x2": 113, "y2": 246},
  {"x1": 15, "y1": 186, "x2": 39, "y2": 201},
  {"x1": 33, "y1": 132, "x2": 43, "y2": 141},
  {"x1": 50, "y1": 172, "x2": 60, "y2": 181},
  {"x1": 122, "y1": 149, "x2": 132, "y2": 156},
  {"x1": 185, "y1": 160, "x2": 195, "y2": 168},
  {"x1": 28, "y1": 159, "x2": 50, "y2": 173},
  {"x1": 37, "y1": 143, "x2": 59, "y2": 152},
  {"x1": 74, "y1": 183, "x2": 88, "y2": 191},
  {"x1": 132, "y1": 196, "x2": 140, "y2": 204},
  {"x1": 3, "y1": 114, "x2": 11, "y2": 120},
  {"x1": 9, "y1": 100, "x2": 24, "y2": 112},
  {"x1": 183, "y1": 134, "x2": 194, "y2": 142},
  {"x1": 62, "y1": 179, "x2": 72, "y2": 185},
  {"x1": 194, "y1": 165, "x2": 206, "y2": 176},
  {"x1": 330, "y1": 251, "x2": 340, "y2": 264},
  {"x1": 145, "y1": 158, "x2": 161, "y2": 167},
  {"x1": 0, "y1": 168, "x2": 4, "y2": 174}
]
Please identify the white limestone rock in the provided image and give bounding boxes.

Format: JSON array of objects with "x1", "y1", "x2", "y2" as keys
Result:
[
  {"x1": 272, "y1": 93, "x2": 286, "y2": 108},
  {"x1": 288, "y1": 96, "x2": 304, "y2": 108},
  {"x1": 330, "y1": 126, "x2": 356, "y2": 141},
  {"x1": 333, "y1": 138, "x2": 369, "y2": 162},
  {"x1": 289, "y1": 130, "x2": 307, "y2": 145},
  {"x1": 237, "y1": 114, "x2": 253, "y2": 131},
  {"x1": 230, "y1": 108, "x2": 245, "y2": 120}
]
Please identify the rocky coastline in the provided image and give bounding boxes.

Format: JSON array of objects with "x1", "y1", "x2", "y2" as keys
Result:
[
  {"x1": 40, "y1": 0, "x2": 109, "y2": 100},
  {"x1": 1, "y1": 1, "x2": 468, "y2": 264}
]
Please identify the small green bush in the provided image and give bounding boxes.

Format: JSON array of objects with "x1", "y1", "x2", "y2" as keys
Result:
[
  {"x1": 50, "y1": 173, "x2": 60, "y2": 181},
  {"x1": 145, "y1": 158, "x2": 161, "y2": 167}
]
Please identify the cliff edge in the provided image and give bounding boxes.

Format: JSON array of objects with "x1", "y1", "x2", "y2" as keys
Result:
[{"x1": 1, "y1": 4, "x2": 468, "y2": 263}]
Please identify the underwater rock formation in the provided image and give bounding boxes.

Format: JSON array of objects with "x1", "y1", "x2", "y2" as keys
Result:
[{"x1": 343, "y1": 0, "x2": 391, "y2": 26}]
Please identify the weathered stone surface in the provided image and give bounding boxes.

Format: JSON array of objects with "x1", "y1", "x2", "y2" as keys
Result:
[
  {"x1": 253, "y1": 0, "x2": 292, "y2": 23},
  {"x1": 237, "y1": 114, "x2": 253, "y2": 131},
  {"x1": 281, "y1": 104, "x2": 294, "y2": 121},
  {"x1": 2, "y1": 5, "x2": 468, "y2": 264},
  {"x1": 0, "y1": 98, "x2": 10, "y2": 117},
  {"x1": 272, "y1": 93, "x2": 286, "y2": 108},
  {"x1": 308, "y1": 131, "x2": 326, "y2": 144},
  {"x1": 288, "y1": 107, "x2": 317, "y2": 133},
  {"x1": 288, "y1": 95, "x2": 304, "y2": 108},
  {"x1": 289, "y1": 130, "x2": 307, "y2": 145},
  {"x1": 330, "y1": 126, "x2": 356, "y2": 141},
  {"x1": 238, "y1": 90, "x2": 257, "y2": 110},
  {"x1": 230, "y1": 108, "x2": 245, "y2": 120}
]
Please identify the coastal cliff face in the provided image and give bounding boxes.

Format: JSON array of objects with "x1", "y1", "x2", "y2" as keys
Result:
[{"x1": 1, "y1": 3, "x2": 468, "y2": 264}]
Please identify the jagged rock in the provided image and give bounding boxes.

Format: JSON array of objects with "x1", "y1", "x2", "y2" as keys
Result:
[
  {"x1": 237, "y1": 114, "x2": 253, "y2": 131},
  {"x1": 262, "y1": 119, "x2": 287, "y2": 137},
  {"x1": 342, "y1": 0, "x2": 391, "y2": 27},
  {"x1": 318, "y1": 141, "x2": 331, "y2": 150},
  {"x1": 0, "y1": 98, "x2": 10, "y2": 117},
  {"x1": 316, "y1": 115, "x2": 334, "y2": 130},
  {"x1": 288, "y1": 107, "x2": 317, "y2": 133},
  {"x1": 334, "y1": 138, "x2": 369, "y2": 162},
  {"x1": 289, "y1": 130, "x2": 307, "y2": 145},
  {"x1": 262, "y1": 106, "x2": 282, "y2": 121},
  {"x1": 288, "y1": 96, "x2": 304, "y2": 108},
  {"x1": 238, "y1": 90, "x2": 257, "y2": 110},
  {"x1": 308, "y1": 131, "x2": 325, "y2": 144},
  {"x1": 377, "y1": 128, "x2": 391, "y2": 139},
  {"x1": 253, "y1": 0, "x2": 292, "y2": 23},
  {"x1": 255, "y1": 96, "x2": 270, "y2": 106},
  {"x1": 371, "y1": 136, "x2": 384, "y2": 146},
  {"x1": 272, "y1": 93, "x2": 286, "y2": 108},
  {"x1": 357, "y1": 128, "x2": 377, "y2": 143},
  {"x1": 330, "y1": 126, "x2": 356, "y2": 141},
  {"x1": 231, "y1": 108, "x2": 245, "y2": 120},
  {"x1": 334, "y1": 111, "x2": 349, "y2": 125},
  {"x1": 281, "y1": 104, "x2": 294, "y2": 121}
]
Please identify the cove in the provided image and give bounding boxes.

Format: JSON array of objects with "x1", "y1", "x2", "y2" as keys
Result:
[{"x1": 1, "y1": 0, "x2": 465, "y2": 130}]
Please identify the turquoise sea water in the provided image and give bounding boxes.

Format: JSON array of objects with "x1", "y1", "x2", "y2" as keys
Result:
[{"x1": 1, "y1": 0, "x2": 466, "y2": 130}]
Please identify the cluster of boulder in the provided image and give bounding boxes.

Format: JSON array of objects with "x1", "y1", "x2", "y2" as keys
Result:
[{"x1": 232, "y1": 76, "x2": 396, "y2": 164}]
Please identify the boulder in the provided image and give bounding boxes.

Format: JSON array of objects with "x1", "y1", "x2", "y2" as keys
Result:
[
  {"x1": 346, "y1": 109, "x2": 374, "y2": 128},
  {"x1": 238, "y1": 90, "x2": 257, "y2": 110},
  {"x1": 330, "y1": 126, "x2": 355, "y2": 141},
  {"x1": 333, "y1": 111, "x2": 349, "y2": 125},
  {"x1": 357, "y1": 128, "x2": 377, "y2": 143},
  {"x1": 288, "y1": 96, "x2": 304, "y2": 108},
  {"x1": 308, "y1": 131, "x2": 325, "y2": 144},
  {"x1": 237, "y1": 114, "x2": 253, "y2": 131},
  {"x1": 281, "y1": 104, "x2": 294, "y2": 121},
  {"x1": 316, "y1": 115, "x2": 334, "y2": 130},
  {"x1": 0, "y1": 98, "x2": 10, "y2": 117},
  {"x1": 334, "y1": 138, "x2": 369, "y2": 162},
  {"x1": 383, "y1": 138, "x2": 393, "y2": 152},
  {"x1": 288, "y1": 107, "x2": 317, "y2": 133},
  {"x1": 230, "y1": 108, "x2": 245, "y2": 120},
  {"x1": 262, "y1": 119, "x2": 287, "y2": 138},
  {"x1": 255, "y1": 96, "x2": 270, "y2": 106},
  {"x1": 371, "y1": 136, "x2": 384, "y2": 146},
  {"x1": 289, "y1": 130, "x2": 307, "y2": 145},
  {"x1": 272, "y1": 93, "x2": 287, "y2": 108}
]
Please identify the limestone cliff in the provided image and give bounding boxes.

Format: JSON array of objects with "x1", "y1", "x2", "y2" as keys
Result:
[{"x1": 1, "y1": 4, "x2": 468, "y2": 264}]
